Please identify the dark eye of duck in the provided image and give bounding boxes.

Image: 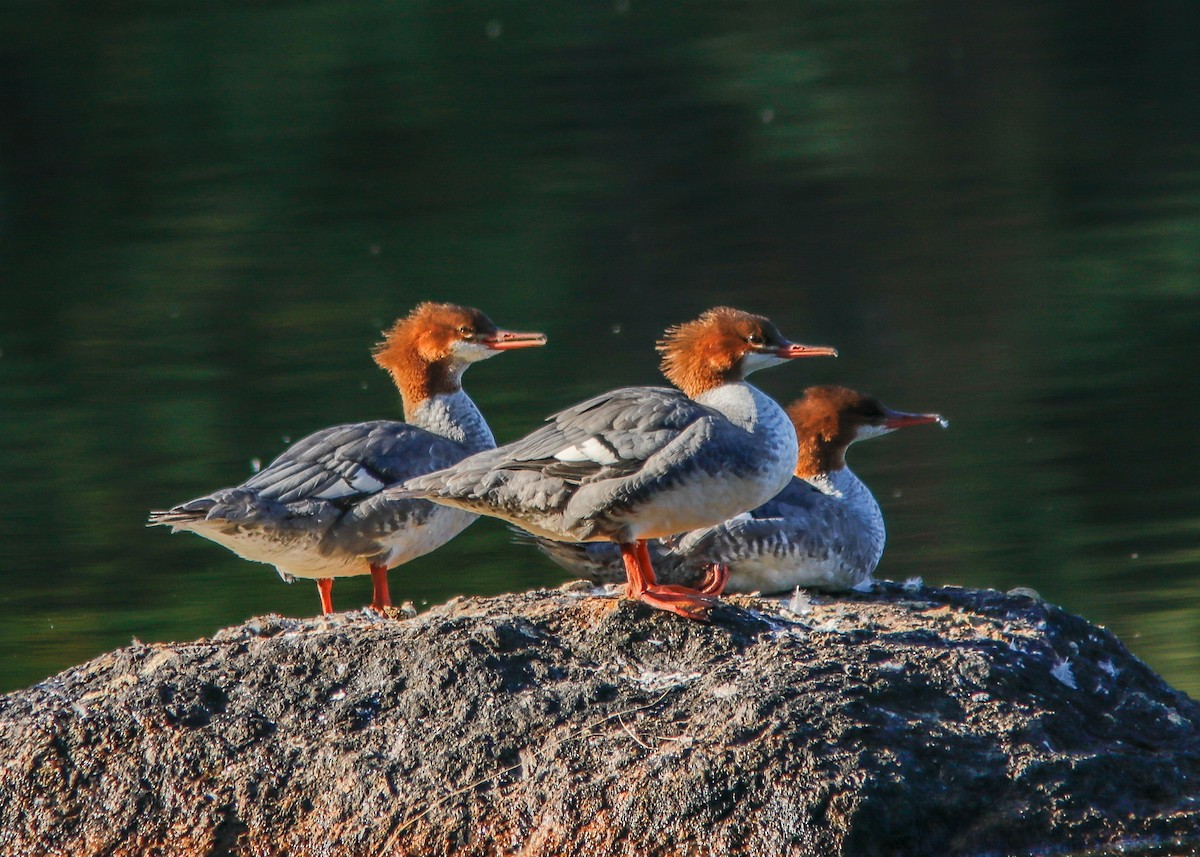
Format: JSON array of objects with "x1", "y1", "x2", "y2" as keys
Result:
[
  {"x1": 458, "y1": 325, "x2": 475, "y2": 339},
  {"x1": 747, "y1": 333, "x2": 764, "y2": 346}
]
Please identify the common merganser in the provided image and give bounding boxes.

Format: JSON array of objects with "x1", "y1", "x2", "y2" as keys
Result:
[
  {"x1": 399, "y1": 307, "x2": 837, "y2": 621},
  {"x1": 529, "y1": 386, "x2": 946, "y2": 595},
  {"x1": 148, "y1": 302, "x2": 546, "y2": 614}
]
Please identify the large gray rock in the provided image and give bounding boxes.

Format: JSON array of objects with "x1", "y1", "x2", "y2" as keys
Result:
[{"x1": 1, "y1": 582, "x2": 1198, "y2": 856}]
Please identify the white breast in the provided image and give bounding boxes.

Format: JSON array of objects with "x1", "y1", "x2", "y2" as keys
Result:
[
  {"x1": 620, "y1": 383, "x2": 798, "y2": 540},
  {"x1": 698, "y1": 382, "x2": 799, "y2": 492}
]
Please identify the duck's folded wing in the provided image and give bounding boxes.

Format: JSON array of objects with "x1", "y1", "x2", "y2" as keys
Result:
[
  {"x1": 399, "y1": 388, "x2": 717, "y2": 538},
  {"x1": 492, "y1": 386, "x2": 712, "y2": 484},
  {"x1": 675, "y1": 480, "x2": 839, "y2": 563},
  {"x1": 244, "y1": 420, "x2": 467, "y2": 506}
]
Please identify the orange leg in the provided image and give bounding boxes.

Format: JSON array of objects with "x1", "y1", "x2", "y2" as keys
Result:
[
  {"x1": 619, "y1": 540, "x2": 716, "y2": 622},
  {"x1": 636, "y1": 540, "x2": 655, "y2": 582},
  {"x1": 369, "y1": 564, "x2": 392, "y2": 612},
  {"x1": 621, "y1": 540, "x2": 654, "y2": 598},
  {"x1": 316, "y1": 578, "x2": 335, "y2": 614},
  {"x1": 697, "y1": 563, "x2": 730, "y2": 597},
  {"x1": 624, "y1": 540, "x2": 688, "y2": 597}
]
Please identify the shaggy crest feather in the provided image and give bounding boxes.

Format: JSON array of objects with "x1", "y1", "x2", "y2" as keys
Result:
[
  {"x1": 372, "y1": 303, "x2": 499, "y2": 415},
  {"x1": 656, "y1": 307, "x2": 779, "y2": 397}
]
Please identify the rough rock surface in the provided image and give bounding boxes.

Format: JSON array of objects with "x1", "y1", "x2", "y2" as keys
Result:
[{"x1": 2, "y1": 582, "x2": 1199, "y2": 856}]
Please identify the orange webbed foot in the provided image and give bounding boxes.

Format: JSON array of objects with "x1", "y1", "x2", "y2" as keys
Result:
[
  {"x1": 697, "y1": 562, "x2": 729, "y2": 597},
  {"x1": 636, "y1": 585, "x2": 715, "y2": 622}
]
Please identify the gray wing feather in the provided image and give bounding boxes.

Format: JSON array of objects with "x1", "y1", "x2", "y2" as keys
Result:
[
  {"x1": 404, "y1": 388, "x2": 723, "y2": 536},
  {"x1": 493, "y1": 387, "x2": 711, "y2": 478},
  {"x1": 149, "y1": 419, "x2": 480, "y2": 570},
  {"x1": 244, "y1": 421, "x2": 466, "y2": 506},
  {"x1": 151, "y1": 420, "x2": 469, "y2": 535}
]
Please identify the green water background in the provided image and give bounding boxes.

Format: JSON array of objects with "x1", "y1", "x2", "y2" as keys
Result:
[{"x1": 1, "y1": 1, "x2": 1198, "y2": 694}]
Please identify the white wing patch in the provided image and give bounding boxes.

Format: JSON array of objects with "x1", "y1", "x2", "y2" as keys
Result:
[
  {"x1": 314, "y1": 469, "x2": 387, "y2": 499},
  {"x1": 554, "y1": 437, "x2": 620, "y2": 466}
]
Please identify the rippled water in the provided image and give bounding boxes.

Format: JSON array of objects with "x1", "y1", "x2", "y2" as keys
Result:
[{"x1": 2, "y1": 1, "x2": 1198, "y2": 695}]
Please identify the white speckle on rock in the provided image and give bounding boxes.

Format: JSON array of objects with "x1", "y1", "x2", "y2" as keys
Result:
[
  {"x1": 628, "y1": 670, "x2": 702, "y2": 691},
  {"x1": 785, "y1": 588, "x2": 813, "y2": 616},
  {"x1": 710, "y1": 683, "x2": 739, "y2": 699},
  {"x1": 1051, "y1": 658, "x2": 1077, "y2": 689},
  {"x1": 903, "y1": 577, "x2": 923, "y2": 592}
]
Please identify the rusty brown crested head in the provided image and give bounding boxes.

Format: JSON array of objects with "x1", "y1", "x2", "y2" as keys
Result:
[
  {"x1": 656, "y1": 307, "x2": 836, "y2": 398},
  {"x1": 788, "y1": 386, "x2": 945, "y2": 478},
  {"x1": 372, "y1": 302, "x2": 546, "y2": 415}
]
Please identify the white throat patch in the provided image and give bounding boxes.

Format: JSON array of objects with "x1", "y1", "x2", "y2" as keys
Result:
[
  {"x1": 740, "y1": 350, "x2": 789, "y2": 376},
  {"x1": 451, "y1": 339, "x2": 503, "y2": 365}
]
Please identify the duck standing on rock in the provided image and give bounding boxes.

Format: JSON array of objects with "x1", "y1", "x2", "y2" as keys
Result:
[
  {"x1": 530, "y1": 385, "x2": 947, "y2": 595},
  {"x1": 399, "y1": 307, "x2": 837, "y2": 621},
  {"x1": 149, "y1": 302, "x2": 547, "y2": 614}
]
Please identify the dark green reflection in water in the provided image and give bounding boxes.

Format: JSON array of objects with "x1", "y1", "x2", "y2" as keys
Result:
[{"x1": 2, "y1": 1, "x2": 1198, "y2": 695}]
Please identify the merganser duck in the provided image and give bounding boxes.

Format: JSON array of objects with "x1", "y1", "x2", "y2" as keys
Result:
[
  {"x1": 529, "y1": 386, "x2": 946, "y2": 594},
  {"x1": 400, "y1": 307, "x2": 837, "y2": 621},
  {"x1": 148, "y1": 302, "x2": 546, "y2": 614}
]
